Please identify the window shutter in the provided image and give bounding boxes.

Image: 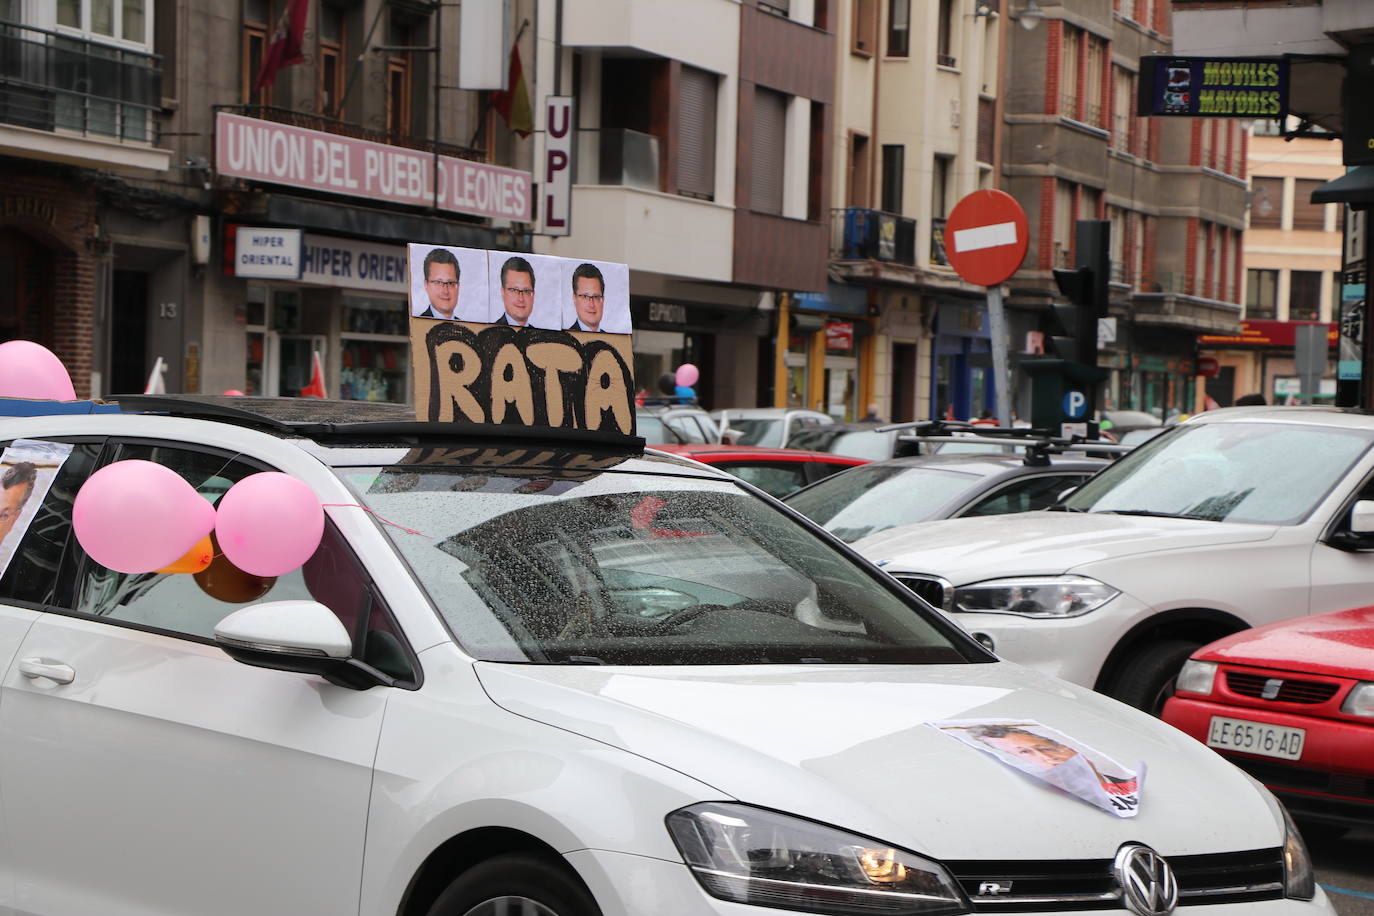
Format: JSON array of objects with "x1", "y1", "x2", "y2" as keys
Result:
[
  {"x1": 677, "y1": 66, "x2": 717, "y2": 200},
  {"x1": 752, "y1": 88, "x2": 786, "y2": 215}
]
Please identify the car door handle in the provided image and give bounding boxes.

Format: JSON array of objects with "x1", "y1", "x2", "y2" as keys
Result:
[{"x1": 17, "y1": 658, "x2": 75, "y2": 685}]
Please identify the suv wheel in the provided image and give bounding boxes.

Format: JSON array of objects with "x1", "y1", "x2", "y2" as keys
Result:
[
  {"x1": 426, "y1": 854, "x2": 601, "y2": 916},
  {"x1": 1109, "y1": 639, "x2": 1203, "y2": 715}
]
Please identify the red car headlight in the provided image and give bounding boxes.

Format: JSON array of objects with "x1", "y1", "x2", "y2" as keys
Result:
[
  {"x1": 1340, "y1": 682, "x2": 1374, "y2": 718},
  {"x1": 1174, "y1": 659, "x2": 1217, "y2": 696}
]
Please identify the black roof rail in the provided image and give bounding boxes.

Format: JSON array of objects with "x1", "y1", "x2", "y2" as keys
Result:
[
  {"x1": 875, "y1": 418, "x2": 1128, "y2": 467},
  {"x1": 114, "y1": 395, "x2": 646, "y2": 450}
]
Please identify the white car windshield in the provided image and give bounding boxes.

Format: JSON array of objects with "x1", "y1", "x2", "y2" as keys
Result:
[
  {"x1": 1060, "y1": 421, "x2": 1374, "y2": 524},
  {"x1": 337, "y1": 465, "x2": 982, "y2": 666},
  {"x1": 785, "y1": 465, "x2": 980, "y2": 542}
]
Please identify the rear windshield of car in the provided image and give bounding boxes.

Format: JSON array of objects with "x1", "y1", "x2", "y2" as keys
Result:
[
  {"x1": 1062, "y1": 420, "x2": 1374, "y2": 524},
  {"x1": 786, "y1": 465, "x2": 982, "y2": 542},
  {"x1": 336, "y1": 466, "x2": 983, "y2": 666}
]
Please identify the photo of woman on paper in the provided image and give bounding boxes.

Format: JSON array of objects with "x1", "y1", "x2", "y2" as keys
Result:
[{"x1": 0, "y1": 439, "x2": 73, "y2": 578}]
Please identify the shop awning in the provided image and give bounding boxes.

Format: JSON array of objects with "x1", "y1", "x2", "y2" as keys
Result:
[{"x1": 1311, "y1": 166, "x2": 1374, "y2": 206}]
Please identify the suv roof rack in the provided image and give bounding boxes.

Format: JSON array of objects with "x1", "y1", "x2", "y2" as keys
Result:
[
  {"x1": 113, "y1": 395, "x2": 646, "y2": 450},
  {"x1": 875, "y1": 419, "x2": 1130, "y2": 467}
]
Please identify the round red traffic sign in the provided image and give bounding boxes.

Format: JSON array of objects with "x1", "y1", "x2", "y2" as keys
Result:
[
  {"x1": 944, "y1": 189, "x2": 1030, "y2": 287},
  {"x1": 1196, "y1": 356, "x2": 1220, "y2": 377}
]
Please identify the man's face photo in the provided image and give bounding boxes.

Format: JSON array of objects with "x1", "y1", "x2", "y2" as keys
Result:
[
  {"x1": 502, "y1": 269, "x2": 535, "y2": 324},
  {"x1": 573, "y1": 275, "x2": 605, "y2": 330},
  {"x1": 425, "y1": 260, "x2": 460, "y2": 318},
  {"x1": 981, "y1": 729, "x2": 1079, "y2": 771},
  {"x1": 0, "y1": 478, "x2": 33, "y2": 544}
]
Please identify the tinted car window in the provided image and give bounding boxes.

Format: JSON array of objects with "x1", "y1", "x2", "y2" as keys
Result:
[
  {"x1": 339, "y1": 467, "x2": 983, "y2": 666},
  {"x1": 785, "y1": 465, "x2": 978, "y2": 542},
  {"x1": 720, "y1": 462, "x2": 809, "y2": 498},
  {"x1": 961, "y1": 473, "x2": 1093, "y2": 517},
  {"x1": 0, "y1": 439, "x2": 103, "y2": 607}
]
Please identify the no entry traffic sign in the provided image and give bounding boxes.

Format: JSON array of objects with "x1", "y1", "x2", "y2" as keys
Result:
[{"x1": 944, "y1": 190, "x2": 1030, "y2": 287}]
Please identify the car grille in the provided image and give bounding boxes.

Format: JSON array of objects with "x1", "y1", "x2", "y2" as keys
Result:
[
  {"x1": 1225, "y1": 671, "x2": 1340, "y2": 705},
  {"x1": 1229, "y1": 757, "x2": 1374, "y2": 801},
  {"x1": 947, "y1": 848, "x2": 1284, "y2": 911},
  {"x1": 892, "y1": 574, "x2": 949, "y2": 610}
]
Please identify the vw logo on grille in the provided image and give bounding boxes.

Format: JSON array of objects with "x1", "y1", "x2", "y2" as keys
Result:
[{"x1": 1113, "y1": 844, "x2": 1179, "y2": 916}]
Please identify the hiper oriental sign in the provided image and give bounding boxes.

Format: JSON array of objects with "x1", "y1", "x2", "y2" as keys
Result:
[{"x1": 215, "y1": 112, "x2": 533, "y2": 222}]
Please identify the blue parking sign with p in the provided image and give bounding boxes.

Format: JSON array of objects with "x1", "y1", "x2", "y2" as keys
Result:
[{"x1": 1063, "y1": 390, "x2": 1088, "y2": 419}]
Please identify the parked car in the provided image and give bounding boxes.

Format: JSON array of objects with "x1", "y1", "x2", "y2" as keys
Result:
[
  {"x1": 854, "y1": 406, "x2": 1374, "y2": 713},
  {"x1": 1164, "y1": 605, "x2": 1374, "y2": 834},
  {"x1": 784, "y1": 451, "x2": 1109, "y2": 543},
  {"x1": 0, "y1": 394, "x2": 1332, "y2": 916},
  {"x1": 636, "y1": 402, "x2": 726, "y2": 445},
  {"x1": 709, "y1": 407, "x2": 833, "y2": 448},
  {"x1": 652, "y1": 443, "x2": 867, "y2": 498}
]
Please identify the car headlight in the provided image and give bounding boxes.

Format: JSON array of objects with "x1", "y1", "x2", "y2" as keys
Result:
[
  {"x1": 951, "y1": 576, "x2": 1119, "y2": 618},
  {"x1": 1175, "y1": 659, "x2": 1217, "y2": 695},
  {"x1": 1280, "y1": 804, "x2": 1316, "y2": 900},
  {"x1": 1340, "y1": 681, "x2": 1374, "y2": 718},
  {"x1": 666, "y1": 802, "x2": 968, "y2": 915}
]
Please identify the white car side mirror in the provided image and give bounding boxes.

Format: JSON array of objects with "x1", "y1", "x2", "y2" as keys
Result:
[
  {"x1": 215, "y1": 600, "x2": 353, "y2": 658},
  {"x1": 1351, "y1": 499, "x2": 1374, "y2": 535}
]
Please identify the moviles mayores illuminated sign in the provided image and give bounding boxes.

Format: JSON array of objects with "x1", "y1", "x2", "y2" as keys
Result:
[{"x1": 215, "y1": 112, "x2": 531, "y2": 222}]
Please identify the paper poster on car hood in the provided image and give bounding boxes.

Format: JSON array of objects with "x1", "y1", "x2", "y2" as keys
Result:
[
  {"x1": 929, "y1": 718, "x2": 1143, "y2": 817},
  {"x1": 0, "y1": 439, "x2": 72, "y2": 578}
]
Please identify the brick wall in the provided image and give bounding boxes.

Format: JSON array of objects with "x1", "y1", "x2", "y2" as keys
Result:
[
  {"x1": 1045, "y1": 21, "x2": 1062, "y2": 116},
  {"x1": 0, "y1": 170, "x2": 98, "y2": 399}
]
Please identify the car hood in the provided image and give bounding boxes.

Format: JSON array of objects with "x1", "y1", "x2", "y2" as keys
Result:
[
  {"x1": 474, "y1": 661, "x2": 1280, "y2": 860},
  {"x1": 1199, "y1": 604, "x2": 1374, "y2": 678},
  {"x1": 854, "y1": 511, "x2": 1277, "y2": 580}
]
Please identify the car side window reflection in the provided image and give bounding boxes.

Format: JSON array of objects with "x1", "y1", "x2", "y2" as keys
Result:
[
  {"x1": 962, "y1": 474, "x2": 1093, "y2": 517},
  {"x1": 70, "y1": 442, "x2": 415, "y2": 682}
]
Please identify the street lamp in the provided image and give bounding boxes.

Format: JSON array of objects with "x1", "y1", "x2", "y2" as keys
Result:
[{"x1": 1018, "y1": 0, "x2": 1046, "y2": 31}]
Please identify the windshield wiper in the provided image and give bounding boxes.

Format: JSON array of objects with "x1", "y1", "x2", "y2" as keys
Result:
[
  {"x1": 1093, "y1": 509, "x2": 1193, "y2": 519},
  {"x1": 1047, "y1": 504, "x2": 1087, "y2": 512}
]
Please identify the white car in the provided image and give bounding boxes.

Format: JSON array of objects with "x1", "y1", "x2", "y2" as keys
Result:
[
  {"x1": 0, "y1": 396, "x2": 1333, "y2": 916},
  {"x1": 855, "y1": 406, "x2": 1374, "y2": 713}
]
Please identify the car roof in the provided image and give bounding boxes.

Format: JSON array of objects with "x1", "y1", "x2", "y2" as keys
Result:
[
  {"x1": 839, "y1": 452, "x2": 1110, "y2": 475},
  {"x1": 1177, "y1": 405, "x2": 1374, "y2": 431},
  {"x1": 713, "y1": 407, "x2": 831, "y2": 419},
  {"x1": 653, "y1": 443, "x2": 867, "y2": 462},
  {"x1": 0, "y1": 395, "x2": 739, "y2": 482}
]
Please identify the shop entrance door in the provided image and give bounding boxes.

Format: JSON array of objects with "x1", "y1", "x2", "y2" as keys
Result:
[
  {"x1": 823, "y1": 355, "x2": 857, "y2": 421},
  {"x1": 110, "y1": 270, "x2": 149, "y2": 395},
  {"x1": 268, "y1": 334, "x2": 326, "y2": 398}
]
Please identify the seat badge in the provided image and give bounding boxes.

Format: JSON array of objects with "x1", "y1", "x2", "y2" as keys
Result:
[{"x1": 1261, "y1": 678, "x2": 1283, "y2": 700}]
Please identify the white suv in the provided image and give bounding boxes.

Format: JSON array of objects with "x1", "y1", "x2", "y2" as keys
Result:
[
  {"x1": 0, "y1": 396, "x2": 1333, "y2": 915},
  {"x1": 856, "y1": 406, "x2": 1374, "y2": 712}
]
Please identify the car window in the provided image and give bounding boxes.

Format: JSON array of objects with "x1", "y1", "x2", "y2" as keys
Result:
[
  {"x1": 732, "y1": 418, "x2": 782, "y2": 447},
  {"x1": 960, "y1": 473, "x2": 1094, "y2": 517},
  {"x1": 719, "y1": 462, "x2": 809, "y2": 498},
  {"x1": 338, "y1": 467, "x2": 984, "y2": 666},
  {"x1": 785, "y1": 465, "x2": 982, "y2": 543},
  {"x1": 1063, "y1": 422, "x2": 1374, "y2": 524},
  {"x1": 636, "y1": 414, "x2": 676, "y2": 445},
  {"x1": 0, "y1": 439, "x2": 103, "y2": 608},
  {"x1": 827, "y1": 430, "x2": 893, "y2": 460},
  {"x1": 665, "y1": 415, "x2": 707, "y2": 444},
  {"x1": 69, "y1": 443, "x2": 415, "y2": 681}
]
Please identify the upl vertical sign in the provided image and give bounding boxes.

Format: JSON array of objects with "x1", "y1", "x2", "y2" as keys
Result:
[{"x1": 544, "y1": 97, "x2": 573, "y2": 236}]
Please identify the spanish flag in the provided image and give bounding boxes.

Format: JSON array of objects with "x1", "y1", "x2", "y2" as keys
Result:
[{"x1": 491, "y1": 42, "x2": 533, "y2": 138}]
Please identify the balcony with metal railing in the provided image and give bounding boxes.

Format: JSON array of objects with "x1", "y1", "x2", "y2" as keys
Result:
[
  {"x1": 0, "y1": 19, "x2": 168, "y2": 171},
  {"x1": 831, "y1": 208, "x2": 916, "y2": 266}
]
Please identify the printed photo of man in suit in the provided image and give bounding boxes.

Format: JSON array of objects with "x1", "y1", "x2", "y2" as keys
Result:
[
  {"x1": 567, "y1": 263, "x2": 605, "y2": 332},
  {"x1": 497, "y1": 256, "x2": 536, "y2": 327}
]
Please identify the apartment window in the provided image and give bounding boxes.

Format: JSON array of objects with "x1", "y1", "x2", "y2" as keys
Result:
[
  {"x1": 937, "y1": 0, "x2": 956, "y2": 67},
  {"x1": 243, "y1": 0, "x2": 272, "y2": 105},
  {"x1": 1119, "y1": 0, "x2": 1136, "y2": 21},
  {"x1": 1111, "y1": 67, "x2": 1135, "y2": 152},
  {"x1": 1084, "y1": 35, "x2": 1106, "y2": 128},
  {"x1": 386, "y1": 14, "x2": 415, "y2": 139},
  {"x1": 1061, "y1": 25, "x2": 1081, "y2": 119},
  {"x1": 752, "y1": 88, "x2": 787, "y2": 215},
  {"x1": 1292, "y1": 179, "x2": 1326, "y2": 230},
  {"x1": 887, "y1": 0, "x2": 910, "y2": 57},
  {"x1": 852, "y1": 0, "x2": 876, "y2": 56},
  {"x1": 881, "y1": 144, "x2": 904, "y2": 213},
  {"x1": 1108, "y1": 206, "x2": 1126, "y2": 282},
  {"x1": 677, "y1": 66, "x2": 718, "y2": 200},
  {"x1": 848, "y1": 133, "x2": 871, "y2": 208},
  {"x1": 1246, "y1": 269, "x2": 1277, "y2": 318},
  {"x1": 1053, "y1": 180, "x2": 1074, "y2": 267},
  {"x1": 1081, "y1": 186, "x2": 1101, "y2": 221},
  {"x1": 57, "y1": 0, "x2": 149, "y2": 43},
  {"x1": 319, "y1": 5, "x2": 345, "y2": 117},
  {"x1": 1289, "y1": 270, "x2": 1321, "y2": 321},
  {"x1": 1249, "y1": 176, "x2": 1282, "y2": 229},
  {"x1": 932, "y1": 155, "x2": 952, "y2": 219}
]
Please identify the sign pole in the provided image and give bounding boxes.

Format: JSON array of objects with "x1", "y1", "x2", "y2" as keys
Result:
[{"x1": 987, "y1": 285, "x2": 1011, "y2": 426}]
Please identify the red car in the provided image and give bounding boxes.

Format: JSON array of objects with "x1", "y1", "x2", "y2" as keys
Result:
[
  {"x1": 652, "y1": 444, "x2": 867, "y2": 498},
  {"x1": 1163, "y1": 605, "x2": 1374, "y2": 834}
]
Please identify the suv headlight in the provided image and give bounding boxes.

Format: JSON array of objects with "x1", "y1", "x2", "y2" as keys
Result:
[
  {"x1": 951, "y1": 576, "x2": 1119, "y2": 618},
  {"x1": 1281, "y1": 804, "x2": 1316, "y2": 900},
  {"x1": 1175, "y1": 659, "x2": 1217, "y2": 696},
  {"x1": 666, "y1": 802, "x2": 968, "y2": 915}
]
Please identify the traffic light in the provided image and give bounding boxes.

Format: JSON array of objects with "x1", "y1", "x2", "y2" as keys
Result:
[{"x1": 1047, "y1": 220, "x2": 1110, "y2": 367}]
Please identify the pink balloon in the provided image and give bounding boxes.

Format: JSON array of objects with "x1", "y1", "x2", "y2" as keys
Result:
[
  {"x1": 675, "y1": 363, "x2": 700, "y2": 388},
  {"x1": 222, "y1": 389, "x2": 245, "y2": 396},
  {"x1": 0, "y1": 340, "x2": 76, "y2": 401},
  {"x1": 215, "y1": 472, "x2": 324, "y2": 577},
  {"x1": 73, "y1": 460, "x2": 216, "y2": 573}
]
